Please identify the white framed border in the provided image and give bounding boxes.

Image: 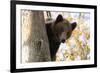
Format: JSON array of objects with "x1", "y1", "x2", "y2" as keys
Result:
[{"x1": 16, "y1": 4, "x2": 95, "y2": 69}]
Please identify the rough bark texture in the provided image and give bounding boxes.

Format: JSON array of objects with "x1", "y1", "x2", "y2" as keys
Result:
[{"x1": 22, "y1": 10, "x2": 51, "y2": 63}]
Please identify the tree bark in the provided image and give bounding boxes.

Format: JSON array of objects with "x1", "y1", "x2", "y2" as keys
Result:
[{"x1": 22, "y1": 10, "x2": 51, "y2": 63}]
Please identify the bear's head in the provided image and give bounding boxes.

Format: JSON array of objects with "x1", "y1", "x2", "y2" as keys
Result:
[{"x1": 52, "y1": 14, "x2": 77, "y2": 43}]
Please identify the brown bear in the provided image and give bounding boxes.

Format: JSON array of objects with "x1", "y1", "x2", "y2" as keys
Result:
[{"x1": 45, "y1": 14, "x2": 77, "y2": 61}]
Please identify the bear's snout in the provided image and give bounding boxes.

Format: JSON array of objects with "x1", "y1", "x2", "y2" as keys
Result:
[
  {"x1": 61, "y1": 39, "x2": 65, "y2": 43},
  {"x1": 60, "y1": 32, "x2": 66, "y2": 43}
]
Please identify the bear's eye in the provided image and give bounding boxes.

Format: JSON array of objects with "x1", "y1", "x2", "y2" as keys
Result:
[{"x1": 61, "y1": 27, "x2": 64, "y2": 32}]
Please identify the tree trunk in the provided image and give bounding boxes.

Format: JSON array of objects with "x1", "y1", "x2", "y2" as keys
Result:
[{"x1": 22, "y1": 10, "x2": 51, "y2": 63}]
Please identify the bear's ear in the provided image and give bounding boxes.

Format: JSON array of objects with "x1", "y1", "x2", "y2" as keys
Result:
[
  {"x1": 55, "y1": 14, "x2": 63, "y2": 24},
  {"x1": 71, "y1": 22, "x2": 77, "y2": 31}
]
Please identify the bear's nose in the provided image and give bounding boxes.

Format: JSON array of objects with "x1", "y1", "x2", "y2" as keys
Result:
[{"x1": 61, "y1": 39, "x2": 65, "y2": 43}]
